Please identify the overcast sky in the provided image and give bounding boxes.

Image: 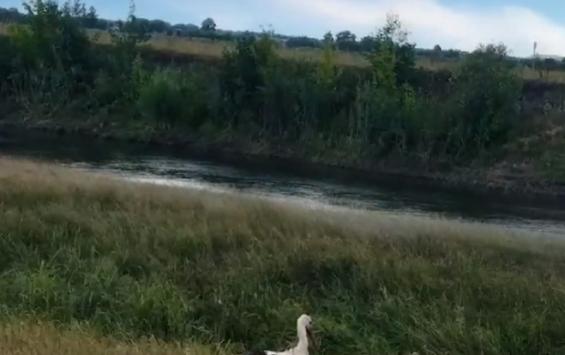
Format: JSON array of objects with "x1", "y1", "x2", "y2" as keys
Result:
[{"x1": 3, "y1": 0, "x2": 565, "y2": 57}]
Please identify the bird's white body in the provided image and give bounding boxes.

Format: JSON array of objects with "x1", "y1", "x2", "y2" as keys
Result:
[{"x1": 260, "y1": 315, "x2": 313, "y2": 355}]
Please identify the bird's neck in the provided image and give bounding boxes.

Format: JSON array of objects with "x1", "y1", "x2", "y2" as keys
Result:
[{"x1": 295, "y1": 326, "x2": 309, "y2": 352}]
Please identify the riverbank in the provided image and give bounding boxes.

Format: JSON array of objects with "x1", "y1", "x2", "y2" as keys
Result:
[
  {"x1": 1, "y1": 157, "x2": 565, "y2": 354},
  {"x1": 2, "y1": 116, "x2": 565, "y2": 203}
]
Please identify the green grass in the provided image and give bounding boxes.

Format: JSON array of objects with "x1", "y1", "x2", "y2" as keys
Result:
[{"x1": 1, "y1": 157, "x2": 565, "y2": 354}]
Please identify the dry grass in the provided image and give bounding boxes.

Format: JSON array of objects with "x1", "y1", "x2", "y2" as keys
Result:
[
  {"x1": 0, "y1": 321, "x2": 225, "y2": 355},
  {"x1": 0, "y1": 157, "x2": 535, "y2": 245},
  {"x1": 85, "y1": 29, "x2": 369, "y2": 66}
]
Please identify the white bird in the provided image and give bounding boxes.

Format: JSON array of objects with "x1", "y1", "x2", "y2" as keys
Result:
[{"x1": 247, "y1": 314, "x2": 316, "y2": 355}]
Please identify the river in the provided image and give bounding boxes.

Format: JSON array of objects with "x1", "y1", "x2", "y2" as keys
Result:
[{"x1": 1, "y1": 128, "x2": 565, "y2": 238}]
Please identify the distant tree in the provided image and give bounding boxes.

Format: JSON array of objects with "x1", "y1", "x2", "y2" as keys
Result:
[
  {"x1": 286, "y1": 36, "x2": 320, "y2": 49},
  {"x1": 335, "y1": 30, "x2": 357, "y2": 51},
  {"x1": 432, "y1": 44, "x2": 443, "y2": 62},
  {"x1": 544, "y1": 58, "x2": 558, "y2": 70},
  {"x1": 359, "y1": 35, "x2": 377, "y2": 52},
  {"x1": 148, "y1": 19, "x2": 170, "y2": 33},
  {"x1": 444, "y1": 49, "x2": 461, "y2": 59},
  {"x1": 83, "y1": 5, "x2": 98, "y2": 28},
  {"x1": 201, "y1": 17, "x2": 216, "y2": 31},
  {"x1": 323, "y1": 31, "x2": 334, "y2": 45},
  {"x1": 62, "y1": 0, "x2": 87, "y2": 17},
  {"x1": 0, "y1": 7, "x2": 25, "y2": 23}
]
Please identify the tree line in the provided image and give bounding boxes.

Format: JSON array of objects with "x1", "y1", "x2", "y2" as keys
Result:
[
  {"x1": 0, "y1": 2, "x2": 461, "y2": 58},
  {"x1": 4, "y1": 1, "x2": 565, "y2": 75}
]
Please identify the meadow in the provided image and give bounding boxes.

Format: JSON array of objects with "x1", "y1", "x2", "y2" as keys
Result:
[
  {"x1": 2, "y1": 22, "x2": 565, "y2": 83},
  {"x1": 1, "y1": 157, "x2": 565, "y2": 354}
]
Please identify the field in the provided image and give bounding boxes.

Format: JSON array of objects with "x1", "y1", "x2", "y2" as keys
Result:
[
  {"x1": 90, "y1": 29, "x2": 371, "y2": 67},
  {"x1": 90, "y1": 28, "x2": 565, "y2": 82},
  {"x1": 2, "y1": 22, "x2": 565, "y2": 82},
  {"x1": 1, "y1": 157, "x2": 565, "y2": 354}
]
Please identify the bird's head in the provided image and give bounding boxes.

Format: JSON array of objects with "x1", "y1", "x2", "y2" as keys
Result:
[{"x1": 297, "y1": 314, "x2": 316, "y2": 348}]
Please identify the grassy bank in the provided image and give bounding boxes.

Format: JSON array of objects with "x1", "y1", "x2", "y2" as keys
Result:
[{"x1": 1, "y1": 157, "x2": 565, "y2": 354}]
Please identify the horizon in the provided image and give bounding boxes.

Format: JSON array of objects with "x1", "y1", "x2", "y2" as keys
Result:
[{"x1": 2, "y1": 0, "x2": 565, "y2": 57}]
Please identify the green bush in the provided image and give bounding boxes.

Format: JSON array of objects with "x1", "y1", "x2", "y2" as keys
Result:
[
  {"x1": 447, "y1": 44, "x2": 522, "y2": 157},
  {"x1": 0, "y1": 37, "x2": 15, "y2": 97},
  {"x1": 137, "y1": 69, "x2": 210, "y2": 128}
]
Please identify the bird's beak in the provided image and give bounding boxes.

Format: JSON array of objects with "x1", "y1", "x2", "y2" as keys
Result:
[{"x1": 306, "y1": 327, "x2": 317, "y2": 350}]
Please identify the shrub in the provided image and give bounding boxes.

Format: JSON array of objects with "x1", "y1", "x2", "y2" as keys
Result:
[
  {"x1": 137, "y1": 69, "x2": 210, "y2": 128},
  {"x1": 447, "y1": 44, "x2": 522, "y2": 158}
]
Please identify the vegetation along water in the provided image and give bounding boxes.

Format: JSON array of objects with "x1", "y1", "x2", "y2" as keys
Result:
[{"x1": 2, "y1": 1, "x2": 565, "y2": 194}]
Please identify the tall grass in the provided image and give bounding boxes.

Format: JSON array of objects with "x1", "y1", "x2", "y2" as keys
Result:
[{"x1": 1, "y1": 157, "x2": 565, "y2": 354}]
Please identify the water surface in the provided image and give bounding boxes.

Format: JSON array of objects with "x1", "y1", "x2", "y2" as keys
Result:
[{"x1": 1, "y1": 129, "x2": 564, "y2": 238}]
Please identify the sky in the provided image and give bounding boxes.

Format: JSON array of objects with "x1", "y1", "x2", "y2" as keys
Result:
[{"x1": 3, "y1": 0, "x2": 565, "y2": 57}]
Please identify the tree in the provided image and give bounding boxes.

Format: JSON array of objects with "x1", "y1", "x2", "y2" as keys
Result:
[
  {"x1": 286, "y1": 36, "x2": 319, "y2": 49},
  {"x1": 201, "y1": 17, "x2": 216, "y2": 31},
  {"x1": 83, "y1": 5, "x2": 98, "y2": 28},
  {"x1": 432, "y1": 44, "x2": 443, "y2": 62},
  {"x1": 367, "y1": 14, "x2": 415, "y2": 86},
  {"x1": 0, "y1": 7, "x2": 25, "y2": 23},
  {"x1": 110, "y1": 0, "x2": 150, "y2": 54},
  {"x1": 359, "y1": 36, "x2": 377, "y2": 52},
  {"x1": 323, "y1": 31, "x2": 334, "y2": 45},
  {"x1": 17, "y1": 0, "x2": 91, "y2": 70},
  {"x1": 448, "y1": 44, "x2": 522, "y2": 156},
  {"x1": 148, "y1": 19, "x2": 170, "y2": 33},
  {"x1": 335, "y1": 30, "x2": 357, "y2": 51}
]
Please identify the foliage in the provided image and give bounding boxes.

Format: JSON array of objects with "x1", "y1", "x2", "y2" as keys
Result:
[
  {"x1": 4, "y1": 0, "x2": 93, "y2": 117},
  {"x1": 447, "y1": 44, "x2": 522, "y2": 157},
  {"x1": 137, "y1": 69, "x2": 210, "y2": 127},
  {"x1": 367, "y1": 14, "x2": 416, "y2": 86},
  {"x1": 201, "y1": 17, "x2": 216, "y2": 31},
  {"x1": 110, "y1": 1, "x2": 150, "y2": 64},
  {"x1": 335, "y1": 30, "x2": 357, "y2": 51},
  {"x1": 285, "y1": 36, "x2": 320, "y2": 49},
  {"x1": 15, "y1": 0, "x2": 91, "y2": 72},
  {"x1": 0, "y1": 2, "x2": 527, "y2": 166},
  {"x1": 220, "y1": 34, "x2": 278, "y2": 128}
]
